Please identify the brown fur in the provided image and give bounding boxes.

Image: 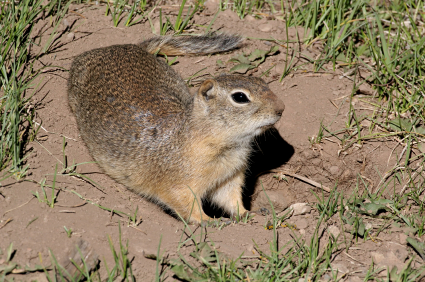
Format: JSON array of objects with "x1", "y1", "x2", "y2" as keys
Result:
[{"x1": 68, "y1": 35, "x2": 285, "y2": 223}]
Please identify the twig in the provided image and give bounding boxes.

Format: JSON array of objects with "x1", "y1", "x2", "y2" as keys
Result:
[
  {"x1": 397, "y1": 143, "x2": 409, "y2": 164},
  {"x1": 2, "y1": 197, "x2": 35, "y2": 217},
  {"x1": 387, "y1": 136, "x2": 407, "y2": 166},
  {"x1": 34, "y1": 121, "x2": 77, "y2": 141},
  {"x1": 400, "y1": 165, "x2": 424, "y2": 195},
  {"x1": 56, "y1": 202, "x2": 87, "y2": 208},
  {"x1": 0, "y1": 218, "x2": 12, "y2": 230},
  {"x1": 375, "y1": 165, "x2": 406, "y2": 194},
  {"x1": 343, "y1": 251, "x2": 365, "y2": 265},
  {"x1": 69, "y1": 10, "x2": 87, "y2": 19},
  {"x1": 130, "y1": 225, "x2": 147, "y2": 235},
  {"x1": 35, "y1": 140, "x2": 63, "y2": 165},
  {"x1": 269, "y1": 169, "x2": 331, "y2": 192}
]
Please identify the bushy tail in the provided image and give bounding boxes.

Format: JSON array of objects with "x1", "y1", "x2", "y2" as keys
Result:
[{"x1": 140, "y1": 34, "x2": 244, "y2": 56}]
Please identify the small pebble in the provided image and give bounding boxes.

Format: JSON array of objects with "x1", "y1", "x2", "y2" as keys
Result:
[
  {"x1": 221, "y1": 9, "x2": 239, "y2": 21},
  {"x1": 244, "y1": 15, "x2": 256, "y2": 21},
  {"x1": 290, "y1": 203, "x2": 311, "y2": 216},
  {"x1": 295, "y1": 218, "x2": 308, "y2": 229},
  {"x1": 204, "y1": 0, "x2": 220, "y2": 13},
  {"x1": 358, "y1": 84, "x2": 373, "y2": 95},
  {"x1": 67, "y1": 32, "x2": 75, "y2": 41},
  {"x1": 331, "y1": 263, "x2": 349, "y2": 274},
  {"x1": 328, "y1": 225, "x2": 340, "y2": 237},
  {"x1": 329, "y1": 166, "x2": 339, "y2": 175},
  {"x1": 258, "y1": 23, "x2": 272, "y2": 32},
  {"x1": 399, "y1": 233, "x2": 408, "y2": 245}
]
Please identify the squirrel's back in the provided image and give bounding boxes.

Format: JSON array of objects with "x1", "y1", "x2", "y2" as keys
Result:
[{"x1": 68, "y1": 44, "x2": 191, "y2": 180}]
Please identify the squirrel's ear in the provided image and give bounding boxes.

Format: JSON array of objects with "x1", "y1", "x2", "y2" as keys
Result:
[{"x1": 198, "y1": 79, "x2": 216, "y2": 101}]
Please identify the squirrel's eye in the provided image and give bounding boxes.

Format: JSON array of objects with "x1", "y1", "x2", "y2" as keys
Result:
[{"x1": 231, "y1": 92, "x2": 250, "y2": 104}]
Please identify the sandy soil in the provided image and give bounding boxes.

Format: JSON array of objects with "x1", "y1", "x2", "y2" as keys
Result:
[{"x1": 0, "y1": 3, "x2": 419, "y2": 281}]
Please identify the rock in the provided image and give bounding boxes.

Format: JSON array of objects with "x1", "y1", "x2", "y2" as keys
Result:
[
  {"x1": 385, "y1": 241, "x2": 408, "y2": 262},
  {"x1": 295, "y1": 218, "x2": 308, "y2": 230},
  {"x1": 371, "y1": 250, "x2": 405, "y2": 269},
  {"x1": 365, "y1": 222, "x2": 373, "y2": 230},
  {"x1": 252, "y1": 190, "x2": 289, "y2": 213},
  {"x1": 290, "y1": 203, "x2": 311, "y2": 216},
  {"x1": 67, "y1": 32, "x2": 75, "y2": 41},
  {"x1": 221, "y1": 9, "x2": 239, "y2": 21},
  {"x1": 204, "y1": 0, "x2": 220, "y2": 14},
  {"x1": 246, "y1": 244, "x2": 256, "y2": 254},
  {"x1": 358, "y1": 84, "x2": 373, "y2": 95},
  {"x1": 258, "y1": 23, "x2": 273, "y2": 32},
  {"x1": 329, "y1": 166, "x2": 340, "y2": 175},
  {"x1": 341, "y1": 169, "x2": 352, "y2": 180},
  {"x1": 360, "y1": 119, "x2": 371, "y2": 128},
  {"x1": 63, "y1": 18, "x2": 70, "y2": 27},
  {"x1": 56, "y1": 240, "x2": 99, "y2": 281},
  {"x1": 370, "y1": 251, "x2": 385, "y2": 264},
  {"x1": 245, "y1": 15, "x2": 256, "y2": 21},
  {"x1": 322, "y1": 274, "x2": 332, "y2": 281},
  {"x1": 399, "y1": 233, "x2": 408, "y2": 245},
  {"x1": 328, "y1": 225, "x2": 340, "y2": 238},
  {"x1": 331, "y1": 263, "x2": 349, "y2": 274}
]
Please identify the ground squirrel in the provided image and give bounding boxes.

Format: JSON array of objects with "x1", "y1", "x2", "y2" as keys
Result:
[{"x1": 68, "y1": 34, "x2": 285, "y2": 224}]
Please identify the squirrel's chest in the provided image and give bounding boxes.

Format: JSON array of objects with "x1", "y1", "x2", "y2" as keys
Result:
[{"x1": 187, "y1": 137, "x2": 250, "y2": 186}]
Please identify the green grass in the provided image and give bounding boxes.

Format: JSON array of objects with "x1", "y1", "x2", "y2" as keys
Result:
[
  {"x1": 220, "y1": 0, "x2": 267, "y2": 19},
  {"x1": 0, "y1": 0, "x2": 70, "y2": 176},
  {"x1": 148, "y1": 0, "x2": 200, "y2": 35},
  {"x1": 279, "y1": 0, "x2": 425, "y2": 153},
  {"x1": 105, "y1": 0, "x2": 149, "y2": 27}
]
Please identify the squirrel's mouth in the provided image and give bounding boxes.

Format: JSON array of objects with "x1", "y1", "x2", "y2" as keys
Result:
[
  {"x1": 255, "y1": 124, "x2": 274, "y2": 136},
  {"x1": 261, "y1": 124, "x2": 274, "y2": 130}
]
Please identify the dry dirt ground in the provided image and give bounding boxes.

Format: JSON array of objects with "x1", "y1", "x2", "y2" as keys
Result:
[{"x1": 0, "y1": 3, "x2": 419, "y2": 281}]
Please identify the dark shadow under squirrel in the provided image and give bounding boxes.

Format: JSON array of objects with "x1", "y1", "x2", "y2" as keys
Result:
[{"x1": 68, "y1": 34, "x2": 286, "y2": 224}]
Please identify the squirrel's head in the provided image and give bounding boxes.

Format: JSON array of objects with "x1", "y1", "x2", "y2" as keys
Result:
[{"x1": 193, "y1": 75, "x2": 285, "y2": 142}]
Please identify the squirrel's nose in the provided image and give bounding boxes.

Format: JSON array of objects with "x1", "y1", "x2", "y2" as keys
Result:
[{"x1": 274, "y1": 99, "x2": 285, "y2": 116}]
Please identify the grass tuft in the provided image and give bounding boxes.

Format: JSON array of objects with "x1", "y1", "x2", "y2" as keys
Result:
[{"x1": 0, "y1": 0, "x2": 70, "y2": 176}]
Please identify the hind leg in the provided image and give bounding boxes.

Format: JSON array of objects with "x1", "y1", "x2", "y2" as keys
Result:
[{"x1": 157, "y1": 186, "x2": 211, "y2": 224}]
